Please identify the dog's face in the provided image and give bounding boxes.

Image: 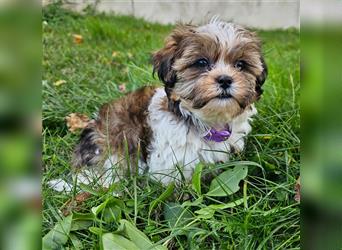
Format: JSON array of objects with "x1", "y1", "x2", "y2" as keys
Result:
[{"x1": 153, "y1": 21, "x2": 267, "y2": 125}]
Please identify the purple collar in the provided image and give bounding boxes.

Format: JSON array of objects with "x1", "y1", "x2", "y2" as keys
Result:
[{"x1": 203, "y1": 127, "x2": 232, "y2": 142}]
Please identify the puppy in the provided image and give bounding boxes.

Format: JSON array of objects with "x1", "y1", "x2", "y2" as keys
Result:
[{"x1": 50, "y1": 18, "x2": 267, "y2": 191}]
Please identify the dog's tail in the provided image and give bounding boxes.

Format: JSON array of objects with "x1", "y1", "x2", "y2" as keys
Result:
[{"x1": 72, "y1": 121, "x2": 106, "y2": 167}]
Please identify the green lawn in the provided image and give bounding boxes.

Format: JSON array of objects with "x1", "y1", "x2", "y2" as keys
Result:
[{"x1": 43, "y1": 4, "x2": 300, "y2": 249}]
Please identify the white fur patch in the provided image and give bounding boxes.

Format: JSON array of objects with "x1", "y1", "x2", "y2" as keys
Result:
[
  {"x1": 48, "y1": 179, "x2": 73, "y2": 192},
  {"x1": 196, "y1": 18, "x2": 250, "y2": 49},
  {"x1": 146, "y1": 88, "x2": 256, "y2": 184},
  {"x1": 47, "y1": 167, "x2": 117, "y2": 193}
]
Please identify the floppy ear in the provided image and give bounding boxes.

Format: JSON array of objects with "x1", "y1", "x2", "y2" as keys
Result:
[
  {"x1": 152, "y1": 40, "x2": 178, "y2": 97},
  {"x1": 255, "y1": 56, "x2": 268, "y2": 98},
  {"x1": 152, "y1": 24, "x2": 196, "y2": 98}
]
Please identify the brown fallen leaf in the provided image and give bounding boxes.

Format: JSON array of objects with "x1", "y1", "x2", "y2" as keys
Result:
[
  {"x1": 62, "y1": 192, "x2": 93, "y2": 216},
  {"x1": 72, "y1": 34, "x2": 83, "y2": 44},
  {"x1": 294, "y1": 176, "x2": 300, "y2": 203},
  {"x1": 53, "y1": 79, "x2": 66, "y2": 86},
  {"x1": 112, "y1": 51, "x2": 119, "y2": 57},
  {"x1": 118, "y1": 84, "x2": 126, "y2": 93},
  {"x1": 66, "y1": 113, "x2": 90, "y2": 133},
  {"x1": 61, "y1": 187, "x2": 109, "y2": 216}
]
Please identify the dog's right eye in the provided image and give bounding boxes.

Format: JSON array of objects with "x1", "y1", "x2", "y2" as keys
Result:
[
  {"x1": 235, "y1": 60, "x2": 247, "y2": 71},
  {"x1": 193, "y1": 58, "x2": 209, "y2": 68}
]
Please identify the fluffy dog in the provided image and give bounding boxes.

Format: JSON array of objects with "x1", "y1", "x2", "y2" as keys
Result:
[{"x1": 60, "y1": 18, "x2": 267, "y2": 188}]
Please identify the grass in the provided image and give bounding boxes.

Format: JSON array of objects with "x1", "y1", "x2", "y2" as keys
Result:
[{"x1": 42, "y1": 3, "x2": 300, "y2": 249}]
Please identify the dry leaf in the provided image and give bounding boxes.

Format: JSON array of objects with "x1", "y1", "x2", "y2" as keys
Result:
[
  {"x1": 118, "y1": 84, "x2": 126, "y2": 92},
  {"x1": 72, "y1": 34, "x2": 83, "y2": 44},
  {"x1": 111, "y1": 51, "x2": 119, "y2": 57},
  {"x1": 61, "y1": 68, "x2": 75, "y2": 75},
  {"x1": 66, "y1": 113, "x2": 90, "y2": 133},
  {"x1": 61, "y1": 188, "x2": 108, "y2": 216},
  {"x1": 62, "y1": 192, "x2": 93, "y2": 216},
  {"x1": 127, "y1": 52, "x2": 133, "y2": 59},
  {"x1": 53, "y1": 79, "x2": 66, "y2": 86},
  {"x1": 294, "y1": 176, "x2": 301, "y2": 203}
]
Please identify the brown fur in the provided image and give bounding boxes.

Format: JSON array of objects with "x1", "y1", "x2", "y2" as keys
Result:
[{"x1": 73, "y1": 86, "x2": 156, "y2": 168}]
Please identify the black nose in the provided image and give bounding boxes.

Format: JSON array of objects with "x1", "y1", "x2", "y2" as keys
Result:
[{"x1": 217, "y1": 75, "x2": 233, "y2": 89}]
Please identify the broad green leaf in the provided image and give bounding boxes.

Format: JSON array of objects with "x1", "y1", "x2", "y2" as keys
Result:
[
  {"x1": 72, "y1": 212, "x2": 94, "y2": 220},
  {"x1": 89, "y1": 226, "x2": 106, "y2": 236},
  {"x1": 103, "y1": 205, "x2": 121, "y2": 223},
  {"x1": 42, "y1": 214, "x2": 73, "y2": 250},
  {"x1": 91, "y1": 198, "x2": 123, "y2": 223},
  {"x1": 91, "y1": 200, "x2": 108, "y2": 216},
  {"x1": 71, "y1": 220, "x2": 92, "y2": 231},
  {"x1": 79, "y1": 183, "x2": 101, "y2": 196},
  {"x1": 181, "y1": 197, "x2": 203, "y2": 208},
  {"x1": 194, "y1": 207, "x2": 215, "y2": 219},
  {"x1": 118, "y1": 220, "x2": 167, "y2": 250},
  {"x1": 71, "y1": 212, "x2": 94, "y2": 231},
  {"x1": 149, "y1": 182, "x2": 174, "y2": 217},
  {"x1": 192, "y1": 163, "x2": 203, "y2": 195},
  {"x1": 102, "y1": 233, "x2": 139, "y2": 250},
  {"x1": 151, "y1": 244, "x2": 168, "y2": 250},
  {"x1": 164, "y1": 202, "x2": 193, "y2": 228},
  {"x1": 70, "y1": 233, "x2": 83, "y2": 249},
  {"x1": 118, "y1": 219, "x2": 154, "y2": 249},
  {"x1": 195, "y1": 198, "x2": 246, "y2": 219},
  {"x1": 207, "y1": 197, "x2": 246, "y2": 210},
  {"x1": 111, "y1": 197, "x2": 125, "y2": 209},
  {"x1": 206, "y1": 166, "x2": 248, "y2": 197}
]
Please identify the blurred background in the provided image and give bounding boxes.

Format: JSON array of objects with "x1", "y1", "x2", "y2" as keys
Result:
[
  {"x1": 0, "y1": 0, "x2": 342, "y2": 249},
  {"x1": 43, "y1": 0, "x2": 300, "y2": 29},
  {"x1": 301, "y1": 0, "x2": 342, "y2": 249}
]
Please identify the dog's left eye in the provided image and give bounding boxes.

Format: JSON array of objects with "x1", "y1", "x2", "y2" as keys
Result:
[{"x1": 194, "y1": 58, "x2": 209, "y2": 68}]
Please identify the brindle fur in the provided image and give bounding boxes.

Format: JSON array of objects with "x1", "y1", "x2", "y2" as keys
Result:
[{"x1": 73, "y1": 86, "x2": 156, "y2": 168}]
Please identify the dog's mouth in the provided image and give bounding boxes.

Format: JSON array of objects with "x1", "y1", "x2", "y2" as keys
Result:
[
  {"x1": 192, "y1": 92, "x2": 236, "y2": 109},
  {"x1": 189, "y1": 87, "x2": 248, "y2": 110},
  {"x1": 217, "y1": 92, "x2": 232, "y2": 99},
  {"x1": 192, "y1": 91, "x2": 247, "y2": 110}
]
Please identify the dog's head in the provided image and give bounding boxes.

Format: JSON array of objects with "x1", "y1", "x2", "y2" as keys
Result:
[{"x1": 153, "y1": 20, "x2": 267, "y2": 125}]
